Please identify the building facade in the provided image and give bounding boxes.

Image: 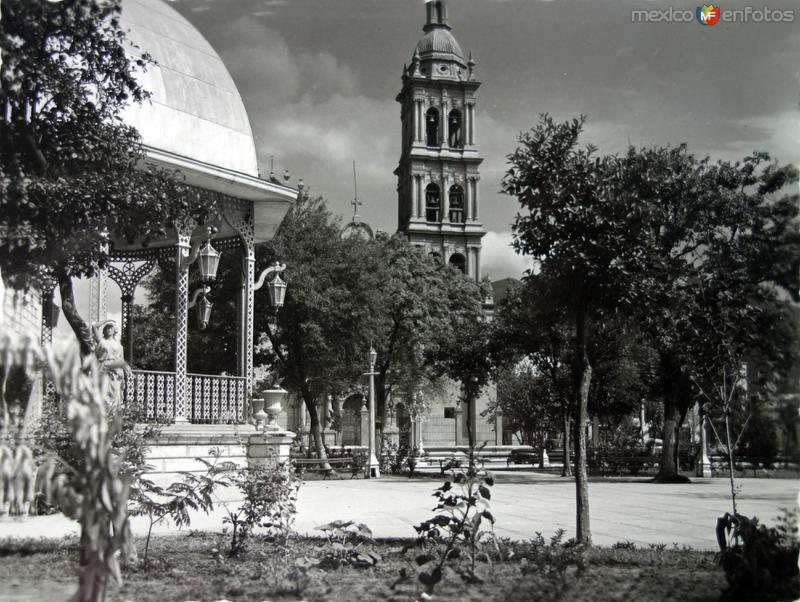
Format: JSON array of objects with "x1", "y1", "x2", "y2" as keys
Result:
[{"x1": 395, "y1": 0, "x2": 485, "y2": 282}]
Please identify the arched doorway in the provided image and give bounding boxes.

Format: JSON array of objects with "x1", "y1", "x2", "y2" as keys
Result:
[{"x1": 340, "y1": 394, "x2": 364, "y2": 446}]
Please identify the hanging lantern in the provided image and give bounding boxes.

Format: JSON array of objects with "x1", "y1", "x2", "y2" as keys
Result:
[
  {"x1": 267, "y1": 272, "x2": 287, "y2": 308},
  {"x1": 197, "y1": 294, "x2": 213, "y2": 330},
  {"x1": 197, "y1": 238, "x2": 221, "y2": 283}
]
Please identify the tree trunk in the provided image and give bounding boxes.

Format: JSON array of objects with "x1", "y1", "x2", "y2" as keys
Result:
[
  {"x1": 654, "y1": 393, "x2": 690, "y2": 483},
  {"x1": 573, "y1": 305, "x2": 591, "y2": 544},
  {"x1": 561, "y1": 407, "x2": 572, "y2": 477},
  {"x1": 75, "y1": 530, "x2": 106, "y2": 602},
  {"x1": 377, "y1": 375, "x2": 388, "y2": 455},
  {"x1": 302, "y1": 389, "x2": 330, "y2": 469},
  {"x1": 466, "y1": 388, "x2": 475, "y2": 448},
  {"x1": 57, "y1": 270, "x2": 94, "y2": 358}
]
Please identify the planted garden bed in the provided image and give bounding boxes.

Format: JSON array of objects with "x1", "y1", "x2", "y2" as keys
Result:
[{"x1": 0, "y1": 533, "x2": 727, "y2": 602}]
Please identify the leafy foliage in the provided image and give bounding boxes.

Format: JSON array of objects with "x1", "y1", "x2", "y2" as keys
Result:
[
  {"x1": 222, "y1": 459, "x2": 300, "y2": 557},
  {"x1": 128, "y1": 449, "x2": 235, "y2": 567},
  {"x1": 313, "y1": 520, "x2": 380, "y2": 569},
  {"x1": 0, "y1": 0, "x2": 225, "y2": 355},
  {"x1": 412, "y1": 449, "x2": 498, "y2": 592},
  {"x1": 717, "y1": 510, "x2": 799, "y2": 602},
  {"x1": 0, "y1": 331, "x2": 134, "y2": 602}
]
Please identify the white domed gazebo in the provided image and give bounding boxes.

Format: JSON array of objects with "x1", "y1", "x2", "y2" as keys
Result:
[{"x1": 56, "y1": 0, "x2": 298, "y2": 426}]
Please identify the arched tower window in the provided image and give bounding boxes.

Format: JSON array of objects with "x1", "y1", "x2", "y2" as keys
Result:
[
  {"x1": 448, "y1": 185, "x2": 464, "y2": 223},
  {"x1": 425, "y1": 184, "x2": 440, "y2": 222},
  {"x1": 426, "y1": 108, "x2": 439, "y2": 146},
  {"x1": 449, "y1": 253, "x2": 466, "y2": 273},
  {"x1": 447, "y1": 184, "x2": 464, "y2": 224},
  {"x1": 448, "y1": 110, "x2": 462, "y2": 148}
]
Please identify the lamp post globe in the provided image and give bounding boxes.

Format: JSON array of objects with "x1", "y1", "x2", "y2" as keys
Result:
[
  {"x1": 268, "y1": 272, "x2": 288, "y2": 308},
  {"x1": 197, "y1": 239, "x2": 221, "y2": 282},
  {"x1": 197, "y1": 295, "x2": 213, "y2": 330}
]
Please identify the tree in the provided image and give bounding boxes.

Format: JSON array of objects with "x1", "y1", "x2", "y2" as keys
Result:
[
  {"x1": 488, "y1": 362, "x2": 561, "y2": 448},
  {"x1": 0, "y1": 0, "x2": 217, "y2": 355},
  {"x1": 257, "y1": 196, "x2": 371, "y2": 463},
  {"x1": 503, "y1": 115, "x2": 661, "y2": 543},
  {"x1": 492, "y1": 277, "x2": 574, "y2": 475},
  {"x1": 429, "y1": 282, "x2": 492, "y2": 448},
  {"x1": 359, "y1": 235, "x2": 488, "y2": 447},
  {"x1": 620, "y1": 148, "x2": 800, "y2": 481}
]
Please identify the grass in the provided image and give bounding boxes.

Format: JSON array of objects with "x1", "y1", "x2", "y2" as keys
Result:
[{"x1": 0, "y1": 532, "x2": 726, "y2": 602}]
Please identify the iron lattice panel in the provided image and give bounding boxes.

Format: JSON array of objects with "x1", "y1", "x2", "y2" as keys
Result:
[
  {"x1": 187, "y1": 373, "x2": 247, "y2": 424},
  {"x1": 124, "y1": 370, "x2": 176, "y2": 420}
]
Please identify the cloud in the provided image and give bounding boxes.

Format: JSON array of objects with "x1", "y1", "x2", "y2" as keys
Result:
[{"x1": 480, "y1": 231, "x2": 532, "y2": 281}]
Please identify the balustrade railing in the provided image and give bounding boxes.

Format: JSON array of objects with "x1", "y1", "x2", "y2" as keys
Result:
[
  {"x1": 187, "y1": 372, "x2": 247, "y2": 424},
  {"x1": 124, "y1": 370, "x2": 247, "y2": 424}
]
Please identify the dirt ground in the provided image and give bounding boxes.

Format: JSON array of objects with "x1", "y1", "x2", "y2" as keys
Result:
[{"x1": 0, "y1": 533, "x2": 727, "y2": 602}]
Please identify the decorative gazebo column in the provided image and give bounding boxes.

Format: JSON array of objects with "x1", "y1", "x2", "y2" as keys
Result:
[
  {"x1": 40, "y1": 279, "x2": 57, "y2": 348},
  {"x1": 107, "y1": 260, "x2": 155, "y2": 363},
  {"x1": 173, "y1": 220, "x2": 196, "y2": 423},
  {"x1": 226, "y1": 198, "x2": 257, "y2": 420}
]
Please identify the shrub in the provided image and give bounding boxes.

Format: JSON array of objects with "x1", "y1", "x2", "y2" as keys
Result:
[
  {"x1": 717, "y1": 510, "x2": 800, "y2": 601},
  {"x1": 222, "y1": 457, "x2": 300, "y2": 556}
]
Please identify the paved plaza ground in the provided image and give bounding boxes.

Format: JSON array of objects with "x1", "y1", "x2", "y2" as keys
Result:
[{"x1": 1, "y1": 472, "x2": 797, "y2": 550}]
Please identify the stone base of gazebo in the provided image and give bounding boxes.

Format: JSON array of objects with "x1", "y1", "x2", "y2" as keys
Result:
[{"x1": 143, "y1": 424, "x2": 296, "y2": 488}]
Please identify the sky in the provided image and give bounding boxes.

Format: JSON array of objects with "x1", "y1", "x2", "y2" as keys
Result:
[
  {"x1": 153, "y1": 0, "x2": 800, "y2": 281},
  {"x1": 159, "y1": 0, "x2": 800, "y2": 281}
]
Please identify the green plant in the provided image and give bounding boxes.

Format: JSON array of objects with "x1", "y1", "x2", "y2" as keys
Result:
[
  {"x1": 128, "y1": 449, "x2": 235, "y2": 567},
  {"x1": 33, "y1": 398, "x2": 165, "y2": 513},
  {"x1": 222, "y1": 458, "x2": 300, "y2": 556},
  {"x1": 411, "y1": 450, "x2": 498, "y2": 592},
  {"x1": 315, "y1": 519, "x2": 380, "y2": 569},
  {"x1": 1, "y1": 332, "x2": 135, "y2": 602},
  {"x1": 716, "y1": 510, "x2": 799, "y2": 601}
]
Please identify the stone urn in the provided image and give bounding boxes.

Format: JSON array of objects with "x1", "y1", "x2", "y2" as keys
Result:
[
  {"x1": 261, "y1": 387, "x2": 287, "y2": 431},
  {"x1": 251, "y1": 397, "x2": 267, "y2": 431}
]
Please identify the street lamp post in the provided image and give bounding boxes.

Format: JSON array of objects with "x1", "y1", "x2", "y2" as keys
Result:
[{"x1": 366, "y1": 347, "x2": 380, "y2": 478}]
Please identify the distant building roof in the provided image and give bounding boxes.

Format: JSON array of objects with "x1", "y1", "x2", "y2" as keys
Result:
[{"x1": 491, "y1": 278, "x2": 519, "y2": 306}]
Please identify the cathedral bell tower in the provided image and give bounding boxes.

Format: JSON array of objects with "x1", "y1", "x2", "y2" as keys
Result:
[{"x1": 395, "y1": 0, "x2": 484, "y2": 281}]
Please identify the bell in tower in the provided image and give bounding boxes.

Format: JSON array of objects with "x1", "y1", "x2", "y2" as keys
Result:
[{"x1": 394, "y1": 0, "x2": 485, "y2": 282}]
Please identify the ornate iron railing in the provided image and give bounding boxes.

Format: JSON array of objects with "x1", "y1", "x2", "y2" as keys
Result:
[
  {"x1": 125, "y1": 370, "x2": 176, "y2": 420},
  {"x1": 187, "y1": 373, "x2": 247, "y2": 424},
  {"x1": 124, "y1": 370, "x2": 247, "y2": 424}
]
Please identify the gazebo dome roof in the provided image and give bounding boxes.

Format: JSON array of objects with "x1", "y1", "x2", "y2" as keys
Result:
[{"x1": 119, "y1": 0, "x2": 259, "y2": 177}]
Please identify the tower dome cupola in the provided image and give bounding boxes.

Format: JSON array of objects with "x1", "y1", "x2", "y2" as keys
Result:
[{"x1": 413, "y1": 0, "x2": 467, "y2": 79}]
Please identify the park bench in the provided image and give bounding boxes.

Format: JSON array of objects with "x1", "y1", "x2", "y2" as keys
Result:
[
  {"x1": 506, "y1": 448, "x2": 537, "y2": 466},
  {"x1": 547, "y1": 450, "x2": 575, "y2": 467},
  {"x1": 292, "y1": 457, "x2": 363, "y2": 479},
  {"x1": 589, "y1": 452, "x2": 656, "y2": 476}
]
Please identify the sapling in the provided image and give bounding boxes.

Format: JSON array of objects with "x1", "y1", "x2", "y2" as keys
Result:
[
  {"x1": 128, "y1": 449, "x2": 235, "y2": 567},
  {"x1": 412, "y1": 447, "x2": 498, "y2": 592}
]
